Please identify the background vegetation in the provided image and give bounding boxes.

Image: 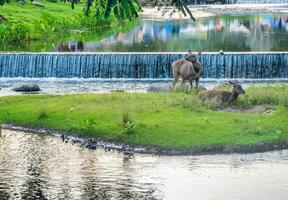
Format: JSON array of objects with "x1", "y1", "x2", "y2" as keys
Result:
[
  {"x1": 0, "y1": 0, "x2": 194, "y2": 48},
  {"x1": 0, "y1": 1, "x2": 138, "y2": 50}
]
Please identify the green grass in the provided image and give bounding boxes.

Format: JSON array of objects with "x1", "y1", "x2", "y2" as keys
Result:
[
  {"x1": 0, "y1": 85, "x2": 288, "y2": 149},
  {"x1": 0, "y1": 1, "x2": 138, "y2": 51}
]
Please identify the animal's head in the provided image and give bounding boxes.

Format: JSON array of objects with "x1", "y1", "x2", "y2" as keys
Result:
[
  {"x1": 229, "y1": 80, "x2": 245, "y2": 95},
  {"x1": 187, "y1": 50, "x2": 201, "y2": 62}
]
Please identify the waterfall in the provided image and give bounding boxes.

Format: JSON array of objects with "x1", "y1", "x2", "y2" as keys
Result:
[{"x1": 0, "y1": 53, "x2": 287, "y2": 79}]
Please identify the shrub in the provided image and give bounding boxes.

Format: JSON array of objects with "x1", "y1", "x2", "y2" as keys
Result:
[
  {"x1": 0, "y1": 22, "x2": 30, "y2": 42},
  {"x1": 75, "y1": 117, "x2": 97, "y2": 134},
  {"x1": 120, "y1": 111, "x2": 136, "y2": 135}
]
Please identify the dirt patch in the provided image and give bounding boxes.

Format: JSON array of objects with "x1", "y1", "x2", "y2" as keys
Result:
[{"x1": 220, "y1": 105, "x2": 275, "y2": 114}]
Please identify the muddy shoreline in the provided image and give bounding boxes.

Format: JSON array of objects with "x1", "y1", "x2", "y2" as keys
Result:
[{"x1": 3, "y1": 124, "x2": 288, "y2": 155}]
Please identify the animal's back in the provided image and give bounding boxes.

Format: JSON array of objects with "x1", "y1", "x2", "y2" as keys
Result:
[
  {"x1": 172, "y1": 59, "x2": 190, "y2": 76},
  {"x1": 198, "y1": 90, "x2": 230, "y2": 101}
]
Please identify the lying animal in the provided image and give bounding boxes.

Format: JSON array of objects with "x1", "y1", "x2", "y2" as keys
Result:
[
  {"x1": 198, "y1": 81, "x2": 245, "y2": 103},
  {"x1": 172, "y1": 51, "x2": 203, "y2": 89}
]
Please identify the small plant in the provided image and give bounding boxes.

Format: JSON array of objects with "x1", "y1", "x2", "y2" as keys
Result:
[
  {"x1": 121, "y1": 121, "x2": 136, "y2": 135},
  {"x1": 120, "y1": 111, "x2": 136, "y2": 135},
  {"x1": 75, "y1": 117, "x2": 97, "y2": 134}
]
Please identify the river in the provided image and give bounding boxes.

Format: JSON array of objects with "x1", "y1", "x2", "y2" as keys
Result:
[{"x1": 1, "y1": 129, "x2": 288, "y2": 200}]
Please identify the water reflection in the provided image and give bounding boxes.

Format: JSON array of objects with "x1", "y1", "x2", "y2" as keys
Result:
[
  {"x1": 56, "y1": 14, "x2": 288, "y2": 52},
  {"x1": 1, "y1": 130, "x2": 288, "y2": 199}
]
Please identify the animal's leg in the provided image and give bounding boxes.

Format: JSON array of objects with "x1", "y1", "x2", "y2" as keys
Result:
[
  {"x1": 189, "y1": 79, "x2": 193, "y2": 89},
  {"x1": 172, "y1": 76, "x2": 179, "y2": 88},
  {"x1": 195, "y1": 78, "x2": 199, "y2": 89}
]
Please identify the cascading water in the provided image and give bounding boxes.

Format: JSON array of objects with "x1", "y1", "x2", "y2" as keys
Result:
[{"x1": 0, "y1": 53, "x2": 287, "y2": 79}]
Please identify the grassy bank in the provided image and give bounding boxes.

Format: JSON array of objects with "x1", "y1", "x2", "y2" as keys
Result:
[
  {"x1": 0, "y1": 1, "x2": 138, "y2": 51},
  {"x1": 0, "y1": 85, "x2": 288, "y2": 150}
]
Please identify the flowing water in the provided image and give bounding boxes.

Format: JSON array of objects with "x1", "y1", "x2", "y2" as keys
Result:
[
  {"x1": 0, "y1": 78, "x2": 288, "y2": 96},
  {"x1": 1, "y1": 53, "x2": 288, "y2": 79},
  {"x1": 1, "y1": 130, "x2": 288, "y2": 200}
]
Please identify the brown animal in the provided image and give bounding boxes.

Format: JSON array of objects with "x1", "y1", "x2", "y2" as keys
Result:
[
  {"x1": 198, "y1": 81, "x2": 245, "y2": 103},
  {"x1": 172, "y1": 51, "x2": 203, "y2": 89}
]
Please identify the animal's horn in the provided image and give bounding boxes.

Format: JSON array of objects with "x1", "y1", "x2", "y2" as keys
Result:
[{"x1": 229, "y1": 81, "x2": 235, "y2": 85}]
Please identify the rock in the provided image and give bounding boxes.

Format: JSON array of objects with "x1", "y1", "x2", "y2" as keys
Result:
[
  {"x1": 13, "y1": 85, "x2": 41, "y2": 92},
  {"x1": 31, "y1": 1, "x2": 45, "y2": 7}
]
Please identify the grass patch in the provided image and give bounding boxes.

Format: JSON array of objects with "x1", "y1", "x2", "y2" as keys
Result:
[
  {"x1": 0, "y1": 85, "x2": 288, "y2": 148},
  {"x1": 37, "y1": 102, "x2": 48, "y2": 119},
  {"x1": 0, "y1": 1, "x2": 138, "y2": 51}
]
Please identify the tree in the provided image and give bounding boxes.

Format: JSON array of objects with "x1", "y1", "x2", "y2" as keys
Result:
[
  {"x1": 82, "y1": 0, "x2": 195, "y2": 21},
  {"x1": 0, "y1": 0, "x2": 194, "y2": 21}
]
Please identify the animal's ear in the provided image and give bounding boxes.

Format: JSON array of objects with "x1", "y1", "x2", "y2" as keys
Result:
[
  {"x1": 188, "y1": 49, "x2": 192, "y2": 53},
  {"x1": 234, "y1": 80, "x2": 238, "y2": 84}
]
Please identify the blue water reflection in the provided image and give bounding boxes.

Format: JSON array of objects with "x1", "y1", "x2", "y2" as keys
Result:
[{"x1": 56, "y1": 14, "x2": 288, "y2": 52}]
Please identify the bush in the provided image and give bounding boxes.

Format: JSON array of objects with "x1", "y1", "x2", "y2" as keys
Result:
[
  {"x1": 0, "y1": 22, "x2": 30, "y2": 42},
  {"x1": 75, "y1": 117, "x2": 97, "y2": 134},
  {"x1": 120, "y1": 111, "x2": 136, "y2": 135}
]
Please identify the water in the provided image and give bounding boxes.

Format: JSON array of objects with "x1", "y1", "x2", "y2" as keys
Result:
[
  {"x1": 1, "y1": 52, "x2": 288, "y2": 79},
  {"x1": 55, "y1": 14, "x2": 288, "y2": 52},
  {"x1": 1, "y1": 78, "x2": 288, "y2": 96},
  {"x1": 1, "y1": 129, "x2": 288, "y2": 200}
]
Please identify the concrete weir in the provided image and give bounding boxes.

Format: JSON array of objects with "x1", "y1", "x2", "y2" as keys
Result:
[{"x1": 0, "y1": 52, "x2": 287, "y2": 79}]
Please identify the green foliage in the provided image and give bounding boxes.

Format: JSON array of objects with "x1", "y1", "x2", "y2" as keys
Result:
[
  {"x1": 75, "y1": 117, "x2": 97, "y2": 134},
  {"x1": 0, "y1": 1, "x2": 138, "y2": 46},
  {"x1": 0, "y1": 0, "x2": 8, "y2": 6},
  {"x1": 152, "y1": 0, "x2": 195, "y2": 21},
  {"x1": 84, "y1": 0, "x2": 142, "y2": 20},
  {"x1": 83, "y1": 0, "x2": 194, "y2": 20},
  {"x1": 237, "y1": 84, "x2": 288, "y2": 108},
  {"x1": 0, "y1": 22, "x2": 30, "y2": 42},
  {"x1": 120, "y1": 110, "x2": 136, "y2": 135},
  {"x1": 121, "y1": 120, "x2": 136, "y2": 135}
]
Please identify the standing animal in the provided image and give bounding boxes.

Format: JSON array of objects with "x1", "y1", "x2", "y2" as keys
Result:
[
  {"x1": 172, "y1": 51, "x2": 203, "y2": 89},
  {"x1": 198, "y1": 81, "x2": 245, "y2": 103}
]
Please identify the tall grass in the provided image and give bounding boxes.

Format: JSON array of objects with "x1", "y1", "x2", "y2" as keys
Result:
[
  {"x1": 38, "y1": 102, "x2": 48, "y2": 119},
  {"x1": 0, "y1": 2, "x2": 138, "y2": 45},
  {"x1": 238, "y1": 84, "x2": 288, "y2": 108}
]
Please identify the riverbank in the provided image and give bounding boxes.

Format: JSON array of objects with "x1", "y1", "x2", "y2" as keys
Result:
[
  {"x1": 0, "y1": 85, "x2": 287, "y2": 155},
  {"x1": 0, "y1": 1, "x2": 137, "y2": 51},
  {"x1": 141, "y1": 4, "x2": 288, "y2": 20}
]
